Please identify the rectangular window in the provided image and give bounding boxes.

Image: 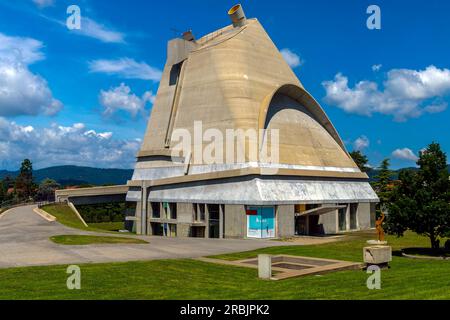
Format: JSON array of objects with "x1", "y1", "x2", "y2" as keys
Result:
[
  {"x1": 193, "y1": 204, "x2": 206, "y2": 222},
  {"x1": 208, "y1": 204, "x2": 220, "y2": 220},
  {"x1": 207, "y1": 204, "x2": 220, "y2": 238},
  {"x1": 190, "y1": 226, "x2": 205, "y2": 238},
  {"x1": 151, "y1": 223, "x2": 164, "y2": 236},
  {"x1": 199, "y1": 204, "x2": 206, "y2": 221},
  {"x1": 350, "y1": 203, "x2": 358, "y2": 230},
  {"x1": 193, "y1": 204, "x2": 198, "y2": 221},
  {"x1": 338, "y1": 207, "x2": 347, "y2": 232},
  {"x1": 168, "y1": 223, "x2": 177, "y2": 237},
  {"x1": 169, "y1": 203, "x2": 177, "y2": 220},
  {"x1": 151, "y1": 202, "x2": 160, "y2": 218}
]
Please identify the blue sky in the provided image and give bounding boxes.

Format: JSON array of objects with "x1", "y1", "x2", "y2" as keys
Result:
[{"x1": 0, "y1": 0, "x2": 449, "y2": 170}]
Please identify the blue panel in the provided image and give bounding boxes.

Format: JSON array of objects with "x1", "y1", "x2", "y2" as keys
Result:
[{"x1": 247, "y1": 207, "x2": 275, "y2": 238}]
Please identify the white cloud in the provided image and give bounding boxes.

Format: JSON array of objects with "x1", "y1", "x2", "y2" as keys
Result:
[
  {"x1": 74, "y1": 17, "x2": 125, "y2": 43},
  {"x1": 0, "y1": 118, "x2": 141, "y2": 170},
  {"x1": 89, "y1": 58, "x2": 162, "y2": 81},
  {"x1": 280, "y1": 48, "x2": 303, "y2": 68},
  {"x1": 392, "y1": 148, "x2": 419, "y2": 162},
  {"x1": 32, "y1": 0, "x2": 54, "y2": 8},
  {"x1": 372, "y1": 64, "x2": 382, "y2": 72},
  {"x1": 322, "y1": 66, "x2": 450, "y2": 121},
  {"x1": 0, "y1": 33, "x2": 45, "y2": 64},
  {"x1": 353, "y1": 135, "x2": 370, "y2": 151},
  {"x1": 99, "y1": 83, "x2": 155, "y2": 117},
  {"x1": 0, "y1": 33, "x2": 62, "y2": 117}
]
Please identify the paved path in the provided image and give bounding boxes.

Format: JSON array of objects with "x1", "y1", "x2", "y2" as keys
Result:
[{"x1": 0, "y1": 205, "x2": 300, "y2": 269}]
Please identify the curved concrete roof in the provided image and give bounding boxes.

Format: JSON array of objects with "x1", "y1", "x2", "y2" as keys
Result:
[{"x1": 132, "y1": 18, "x2": 362, "y2": 184}]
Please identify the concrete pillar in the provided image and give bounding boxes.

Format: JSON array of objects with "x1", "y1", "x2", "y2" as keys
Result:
[
  {"x1": 258, "y1": 254, "x2": 272, "y2": 280},
  {"x1": 335, "y1": 209, "x2": 339, "y2": 234},
  {"x1": 205, "y1": 205, "x2": 210, "y2": 238},
  {"x1": 140, "y1": 183, "x2": 148, "y2": 235},
  {"x1": 219, "y1": 205, "x2": 224, "y2": 239},
  {"x1": 345, "y1": 204, "x2": 350, "y2": 231}
]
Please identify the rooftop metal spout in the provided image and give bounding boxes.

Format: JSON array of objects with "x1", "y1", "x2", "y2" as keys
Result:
[{"x1": 228, "y1": 4, "x2": 247, "y2": 28}]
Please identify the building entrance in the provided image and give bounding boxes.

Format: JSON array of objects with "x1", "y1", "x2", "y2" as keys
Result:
[{"x1": 246, "y1": 206, "x2": 275, "y2": 239}]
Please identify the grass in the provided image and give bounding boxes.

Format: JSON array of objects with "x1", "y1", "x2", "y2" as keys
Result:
[
  {"x1": 88, "y1": 222, "x2": 125, "y2": 232},
  {"x1": 49, "y1": 235, "x2": 148, "y2": 245},
  {"x1": 1, "y1": 231, "x2": 449, "y2": 300},
  {"x1": 402, "y1": 247, "x2": 450, "y2": 258},
  {"x1": 42, "y1": 204, "x2": 90, "y2": 231},
  {"x1": 41, "y1": 204, "x2": 126, "y2": 234}
]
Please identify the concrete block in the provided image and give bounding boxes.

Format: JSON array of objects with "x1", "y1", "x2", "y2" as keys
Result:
[
  {"x1": 258, "y1": 254, "x2": 272, "y2": 279},
  {"x1": 364, "y1": 246, "x2": 392, "y2": 264}
]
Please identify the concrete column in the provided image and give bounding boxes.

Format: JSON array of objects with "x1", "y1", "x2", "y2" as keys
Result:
[
  {"x1": 335, "y1": 210, "x2": 339, "y2": 234},
  {"x1": 140, "y1": 182, "x2": 148, "y2": 235},
  {"x1": 258, "y1": 254, "x2": 272, "y2": 279},
  {"x1": 345, "y1": 204, "x2": 350, "y2": 231},
  {"x1": 205, "y1": 205, "x2": 210, "y2": 238},
  {"x1": 219, "y1": 205, "x2": 224, "y2": 239}
]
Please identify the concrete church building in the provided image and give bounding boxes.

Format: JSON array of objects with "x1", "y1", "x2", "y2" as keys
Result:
[{"x1": 126, "y1": 5, "x2": 379, "y2": 239}]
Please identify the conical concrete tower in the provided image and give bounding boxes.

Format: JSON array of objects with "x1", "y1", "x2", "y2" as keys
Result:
[{"x1": 127, "y1": 5, "x2": 378, "y2": 238}]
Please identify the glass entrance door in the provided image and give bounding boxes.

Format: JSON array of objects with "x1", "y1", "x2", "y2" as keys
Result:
[{"x1": 247, "y1": 207, "x2": 275, "y2": 239}]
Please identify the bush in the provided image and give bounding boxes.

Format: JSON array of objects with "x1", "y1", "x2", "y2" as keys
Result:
[
  {"x1": 445, "y1": 240, "x2": 450, "y2": 251},
  {"x1": 76, "y1": 202, "x2": 126, "y2": 223}
]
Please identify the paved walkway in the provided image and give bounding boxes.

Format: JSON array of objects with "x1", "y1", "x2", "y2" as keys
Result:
[{"x1": 0, "y1": 205, "x2": 306, "y2": 269}]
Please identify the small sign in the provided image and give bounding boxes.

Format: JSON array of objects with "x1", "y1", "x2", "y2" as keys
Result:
[{"x1": 246, "y1": 209, "x2": 257, "y2": 216}]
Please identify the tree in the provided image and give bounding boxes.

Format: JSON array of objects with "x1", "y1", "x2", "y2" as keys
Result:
[
  {"x1": 371, "y1": 159, "x2": 393, "y2": 210},
  {"x1": 0, "y1": 179, "x2": 5, "y2": 203},
  {"x1": 1, "y1": 176, "x2": 14, "y2": 202},
  {"x1": 14, "y1": 159, "x2": 35, "y2": 199},
  {"x1": 349, "y1": 150, "x2": 370, "y2": 173},
  {"x1": 386, "y1": 142, "x2": 450, "y2": 249},
  {"x1": 36, "y1": 179, "x2": 60, "y2": 202}
]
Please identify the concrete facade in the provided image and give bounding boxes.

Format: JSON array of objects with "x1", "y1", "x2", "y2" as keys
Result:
[{"x1": 132, "y1": 201, "x2": 376, "y2": 239}]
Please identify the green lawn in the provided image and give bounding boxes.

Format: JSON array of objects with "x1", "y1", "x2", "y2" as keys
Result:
[
  {"x1": 42, "y1": 204, "x2": 90, "y2": 231},
  {"x1": 88, "y1": 222, "x2": 125, "y2": 232},
  {"x1": 50, "y1": 235, "x2": 148, "y2": 245},
  {"x1": 1, "y1": 231, "x2": 449, "y2": 300},
  {"x1": 41, "y1": 204, "x2": 125, "y2": 234}
]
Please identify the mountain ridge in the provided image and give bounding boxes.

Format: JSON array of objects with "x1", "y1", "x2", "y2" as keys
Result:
[
  {"x1": 0, "y1": 165, "x2": 133, "y2": 186},
  {"x1": 0, "y1": 165, "x2": 449, "y2": 186}
]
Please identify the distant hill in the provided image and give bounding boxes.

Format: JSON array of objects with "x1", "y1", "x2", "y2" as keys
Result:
[
  {"x1": 367, "y1": 165, "x2": 450, "y2": 181},
  {"x1": 0, "y1": 166, "x2": 133, "y2": 186},
  {"x1": 0, "y1": 164, "x2": 448, "y2": 186}
]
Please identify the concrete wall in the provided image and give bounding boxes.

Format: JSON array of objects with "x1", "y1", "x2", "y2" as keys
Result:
[
  {"x1": 137, "y1": 200, "x2": 377, "y2": 238},
  {"x1": 277, "y1": 205, "x2": 295, "y2": 238},
  {"x1": 358, "y1": 202, "x2": 374, "y2": 230},
  {"x1": 177, "y1": 203, "x2": 193, "y2": 223},
  {"x1": 224, "y1": 204, "x2": 246, "y2": 238},
  {"x1": 178, "y1": 223, "x2": 191, "y2": 237},
  {"x1": 319, "y1": 210, "x2": 338, "y2": 234}
]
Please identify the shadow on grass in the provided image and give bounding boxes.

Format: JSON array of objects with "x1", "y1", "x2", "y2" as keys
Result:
[{"x1": 402, "y1": 247, "x2": 450, "y2": 258}]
